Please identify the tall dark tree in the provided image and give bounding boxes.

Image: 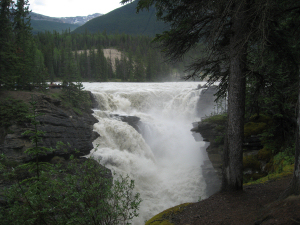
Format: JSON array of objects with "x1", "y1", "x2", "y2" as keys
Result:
[
  {"x1": 222, "y1": 1, "x2": 248, "y2": 191},
  {"x1": 0, "y1": 0, "x2": 16, "y2": 89},
  {"x1": 13, "y1": 0, "x2": 34, "y2": 90}
]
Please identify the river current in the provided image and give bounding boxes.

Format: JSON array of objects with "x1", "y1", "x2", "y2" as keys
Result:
[{"x1": 83, "y1": 82, "x2": 212, "y2": 224}]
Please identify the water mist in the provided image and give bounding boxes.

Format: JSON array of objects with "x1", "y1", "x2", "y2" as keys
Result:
[{"x1": 83, "y1": 82, "x2": 210, "y2": 224}]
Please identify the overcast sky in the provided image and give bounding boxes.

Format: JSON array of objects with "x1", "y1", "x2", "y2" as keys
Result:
[{"x1": 29, "y1": 0, "x2": 127, "y2": 17}]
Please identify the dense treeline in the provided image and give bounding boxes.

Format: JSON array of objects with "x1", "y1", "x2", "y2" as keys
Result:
[
  {"x1": 0, "y1": 0, "x2": 48, "y2": 90},
  {"x1": 34, "y1": 30, "x2": 192, "y2": 82}
]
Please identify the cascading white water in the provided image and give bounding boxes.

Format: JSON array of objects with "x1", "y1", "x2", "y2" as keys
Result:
[{"x1": 83, "y1": 82, "x2": 210, "y2": 224}]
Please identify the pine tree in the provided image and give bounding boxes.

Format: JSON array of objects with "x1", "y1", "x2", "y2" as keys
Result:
[
  {"x1": 13, "y1": 0, "x2": 34, "y2": 90},
  {"x1": 0, "y1": 0, "x2": 16, "y2": 89}
]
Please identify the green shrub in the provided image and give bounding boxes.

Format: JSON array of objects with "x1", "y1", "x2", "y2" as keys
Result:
[
  {"x1": 0, "y1": 98, "x2": 29, "y2": 127},
  {"x1": 248, "y1": 114, "x2": 272, "y2": 124},
  {"x1": 1, "y1": 158, "x2": 141, "y2": 225},
  {"x1": 0, "y1": 97, "x2": 141, "y2": 224},
  {"x1": 243, "y1": 155, "x2": 261, "y2": 171},
  {"x1": 273, "y1": 149, "x2": 295, "y2": 173},
  {"x1": 202, "y1": 113, "x2": 227, "y2": 125},
  {"x1": 257, "y1": 147, "x2": 273, "y2": 161},
  {"x1": 244, "y1": 122, "x2": 267, "y2": 137},
  {"x1": 214, "y1": 135, "x2": 224, "y2": 145}
]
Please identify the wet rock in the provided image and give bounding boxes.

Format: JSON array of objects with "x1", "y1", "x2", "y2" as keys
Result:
[
  {"x1": 88, "y1": 91, "x2": 99, "y2": 109},
  {"x1": 111, "y1": 114, "x2": 141, "y2": 133},
  {"x1": 196, "y1": 86, "x2": 218, "y2": 117},
  {"x1": 192, "y1": 120, "x2": 224, "y2": 192},
  {"x1": 201, "y1": 159, "x2": 222, "y2": 196}
]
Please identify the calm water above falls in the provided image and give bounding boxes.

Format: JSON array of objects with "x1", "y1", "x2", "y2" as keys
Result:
[{"x1": 83, "y1": 82, "x2": 210, "y2": 224}]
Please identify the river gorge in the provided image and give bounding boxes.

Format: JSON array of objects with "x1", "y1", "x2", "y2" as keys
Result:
[{"x1": 83, "y1": 82, "x2": 220, "y2": 224}]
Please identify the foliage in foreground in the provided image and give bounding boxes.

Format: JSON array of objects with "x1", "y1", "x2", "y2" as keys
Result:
[
  {"x1": 0, "y1": 99, "x2": 141, "y2": 225},
  {"x1": 0, "y1": 98, "x2": 29, "y2": 128},
  {"x1": 0, "y1": 157, "x2": 141, "y2": 225}
]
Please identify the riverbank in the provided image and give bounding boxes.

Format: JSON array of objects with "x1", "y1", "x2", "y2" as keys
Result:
[{"x1": 145, "y1": 175, "x2": 299, "y2": 225}]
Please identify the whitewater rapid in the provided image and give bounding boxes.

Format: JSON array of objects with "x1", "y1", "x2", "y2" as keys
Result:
[{"x1": 83, "y1": 82, "x2": 210, "y2": 224}]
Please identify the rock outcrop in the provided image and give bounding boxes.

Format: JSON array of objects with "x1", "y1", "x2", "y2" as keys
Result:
[
  {"x1": 111, "y1": 114, "x2": 141, "y2": 133},
  {"x1": 196, "y1": 86, "x2": 218, "y2": 118},
  {"x1": 192, "y1": 121, "x2": 223, "y2": 195},
  {"x1": 0, "y1": 93, "x2": 99, "y2": 163},
  {"x1": 192, "y1": 86, "x2": 225, "y2": 196},
  {"x1": 193, "y1": 118, "x2": 267, "y2": 185}
]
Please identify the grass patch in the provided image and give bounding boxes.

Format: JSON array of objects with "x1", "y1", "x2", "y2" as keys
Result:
[
  {"x1": 145, "y1": 203, "x2": 191, "y2": 225},
  {"x1": 244, "y1": 165, "x2": 294, "y2": 186}
]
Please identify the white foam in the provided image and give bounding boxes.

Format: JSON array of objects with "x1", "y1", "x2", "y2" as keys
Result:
[{"x1": 84, "y1": 82, "x2": 208, "y2": 224}]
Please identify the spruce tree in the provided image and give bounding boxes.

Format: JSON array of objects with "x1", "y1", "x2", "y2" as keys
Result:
[
  {"x1": 13, "y1": 0, "x2": 34, "y2": 90},
  {"x1": 0, "y1": 0, "x2": 16, "y2": 89}
]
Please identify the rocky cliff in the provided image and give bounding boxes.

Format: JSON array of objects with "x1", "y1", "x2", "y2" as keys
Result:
[
  {"x1": 196, "y1": 85, "x2": 218, "y2": 118},
  {"x1": 0, "y1": 92, "x2": 99, "y2": 163},
  {"x1": 193, "y1": 86, "x2": 223, "y2": 196}
]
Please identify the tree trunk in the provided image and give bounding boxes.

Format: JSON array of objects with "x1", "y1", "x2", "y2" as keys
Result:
[{"x1": 222, "y1": 1, "x2": 247, "y2": 192}]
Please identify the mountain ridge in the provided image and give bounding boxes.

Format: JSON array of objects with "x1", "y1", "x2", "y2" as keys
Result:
[
  {"x1": 72, "y1": 1, "x2": 169, "y2": 36},
  {"x1": 29, "y1": 12, "x2": 102, "y2": 34},
  {"x1": 30, "y1": 12, "x2": 102, "y2": 25}
]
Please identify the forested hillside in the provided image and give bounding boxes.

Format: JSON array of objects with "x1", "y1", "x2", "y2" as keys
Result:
[
  {"x1": 34, "y1": 30, "x2": 203, "y2": 82},
  {"x1": 73, "y1": 0, "x2": 168, "y2": 36}
]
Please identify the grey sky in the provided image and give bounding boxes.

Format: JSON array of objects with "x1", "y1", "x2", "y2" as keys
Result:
[{"x1": 29, "y1": 0, "x2": 126, "y2": 17}]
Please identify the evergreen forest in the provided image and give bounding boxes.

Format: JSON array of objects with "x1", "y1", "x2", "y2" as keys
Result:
[
  {"x1": 0, "y1": 0, "x2": 202, "y2": 91},
  {"x1": 34, "y1": 30, "x2": 199, "y2": 83}
]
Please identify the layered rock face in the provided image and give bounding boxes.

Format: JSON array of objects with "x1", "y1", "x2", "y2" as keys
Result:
[
  {"x1": 193, "y1": 86, "x2": 223, "y2": 196},
  {"x1": 193, "y1": 121, "x2": 224, "y2": 172},
  {"x1": 0, "y1": 94, "x2": 99, "y2": 163}
]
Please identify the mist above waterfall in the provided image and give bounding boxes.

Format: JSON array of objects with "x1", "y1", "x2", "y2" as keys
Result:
[{"x1": 83, "y1": 82, "x2": 210, "y2": 224}]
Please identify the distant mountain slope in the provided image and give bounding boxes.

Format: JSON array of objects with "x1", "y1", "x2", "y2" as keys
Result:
[
  {"x1": 30, "y1": 20, "x2": 79, "y2": 35},
  {"x1": 72, "y1": 1, "x2": 169, "y2": 36},
  {"x1": 30, "y1": 12, "x2": 102, "y2": 25}
]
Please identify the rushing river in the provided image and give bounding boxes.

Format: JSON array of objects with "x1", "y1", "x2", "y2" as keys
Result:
[{"x1": 83, "y1": 82, "x2": 212, "y2": 224}]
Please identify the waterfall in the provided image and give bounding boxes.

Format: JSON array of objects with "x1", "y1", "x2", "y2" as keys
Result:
[{"x1": 83, "y1": 82, "x2": 210, "y2": 224}]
